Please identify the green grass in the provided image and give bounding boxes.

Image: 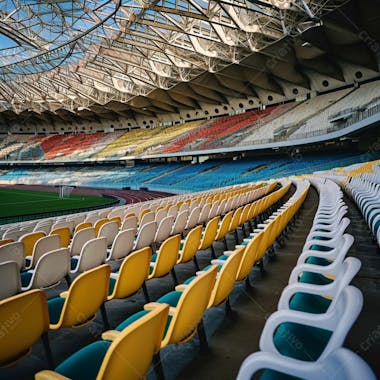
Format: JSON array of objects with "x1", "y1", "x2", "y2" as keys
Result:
[{"x1": 0, "y1": 188, "x2": 115, "y2": 218}]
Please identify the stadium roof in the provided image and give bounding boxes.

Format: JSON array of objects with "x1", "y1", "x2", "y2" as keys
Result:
[{"x1": 0, "y1": 0, "x2": 379, "y2": 125}]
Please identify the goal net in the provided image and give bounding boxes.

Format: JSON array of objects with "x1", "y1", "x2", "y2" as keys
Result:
[{"x1": 59, "y1": 185, "x2": 75, "y2": 199}]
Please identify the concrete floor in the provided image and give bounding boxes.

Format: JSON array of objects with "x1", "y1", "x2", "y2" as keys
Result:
[{"x1": 1, "y1": 185, "x2": 378, "y2": 380}]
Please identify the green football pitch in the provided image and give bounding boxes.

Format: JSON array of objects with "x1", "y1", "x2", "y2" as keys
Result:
[{"x1": 0, "y1": 188, "x2": 115, "y2": 218}]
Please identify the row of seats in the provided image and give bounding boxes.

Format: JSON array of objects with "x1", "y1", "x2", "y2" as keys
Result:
[
  {"x1": 0, "y1": 179, "x2": 288, "y2": 378},
  {"x1": 344, "y1": 166, "x2": 380, "y2": 247},
  {"x1": 237, "y1": 178, "x2": 376, "y2": 379},
  {"x1": 0, "y1": 182, "x2": 274, "y2": 300}
]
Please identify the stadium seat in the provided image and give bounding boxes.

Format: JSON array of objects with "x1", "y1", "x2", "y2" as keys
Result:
[
  {"x1": 0, "y1": 289, "x2": 53, "y2": 368},
  {"x1": 154, "y1": 215, "x2": 175, "y2": 246},
  {"x1": 120, "y1": 215, "x2": 138, "y2": 232},
  {"x1": 106, "y1": 228, "x2": 135, "y2": 261},
  {"x1": 24, "y1": 234, "x2": 61, "y2": 270},
  {"x1": 177, "y1": 225, "x2": 203, "y2": 270},
  {"x1": 133, "y1": 221, "x2": 157, "y2": 251},
  {"x1": 144, "y1": 234, "x2": 181, "y2": 302},
  {"x1": 107, "y1": 247, "x2": 151, "y2": 302},
  {"x1": 94, "y1": 218, "x2": 109, "y2": 237},
  {"x1": 214, "y1": 210, "x2": 233, "y2": 250},
  {"x1": 19, "y1": 231, "x2": 46, "y2": 258},
  {"x1": 114, "y1": 265, "x2": 218, "y2": 375},
  {"x1": 258, "y1": 285, "x2": 362, "y2": 370},
  {"x1": 35, "y1": 303, "x2": 169, "y2": 380},
  {"x1": 98, "y1": 221, "x2": 119, "y2": 247},
  {"x1": 48, "y1": 264, "x2": 111, "y2": 331},
  {"x1": 198, "y1": 216, "x2": 220, "y2": 259},
  {"x1": 50, "y1": 227, "x2": 71, "y2": 248},
  {"x1": 0, "y1": 261, "x2": 21, "y2": 300},
  {"x1": 171, "y1": 209, "x2": 189, "y2": 236},
  {"x1": 0, "y1": 241, "x2": 25, "y2": 270},
  {"x1": 21, "y1": 248, "x2": 71, "y2": 291},
  {"x1": 69, "y1": 227, "x2": 96, "y2": 257},
  {"x1": 73, "y1": 221, "x2": 92, "y2": 233},
  {"x1": 70, "y1": 237, "x2": 107, "y2": 273},
  {"x1": 237, "y1": 347, "x2": 376, "y2": 380}
]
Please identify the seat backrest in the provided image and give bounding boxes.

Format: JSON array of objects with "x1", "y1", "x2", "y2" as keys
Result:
[
  {"x1": 25, "y1": 248, "x2": 70, "y2": 290},
  {"x1": 94, "y1": 218, "x2": 109, "y2": 236},
  {"x1": 178, "y1": 225, "x2": 203, "y2": 264},
  {"x1": 186, "y1": 206, "x2": 201, "y2": 230},
  {"x1": 171, "y1": 210, "x2": 189, "y2": 235},
  {"x1": 198, "y1": 203, "x2": 211, "y2": 225},
  {"x1": 154, "y1": 208, "x2": 167, "y2": 226},
  {"x1": 52, "y1": 264, "x2": 111, "y2": 328},
  {"x1": 236, "y1": 231, "x2": 265, "y2": 281},
  {"x1": 109, "y1": 247, "x2": 152, "y2": 299},
  {"x1": 107, "y1": 228, "x2": 136, "y2": 261},
  {"x1": 215, "y1": 211, "x2": 233, "y2": 241},
  {"x1": 155, "y1": 216, "x2": 175, "y2": 244},
  {"x1": 19, "y1": 231, "x2": 46, "y2": 257},
  {"x1": 0, "y1": 241, "x2": 25, "y2": 270},
  {"x1": 0, "y1": 289, "x2": 49, "y2": 366},
  {"x1": 50, "y1": 227, "x2": 71, "y2": 248},
  {"x1": 150, "y1": 235, "x2": 181, "y2": 278},
  {"x1": 199, "y1": 216, "x2": 220, "y2": 251},
  {"x1": 209, "y1": 248, "x2": 244, "y2": 307},
  {"x1": 108, "y1": 216, "x2": 121, "y2": 229},
  {"x1": 162, "y1": 266, "x2": 218, "y2": 346},
  {"x1": 70, "y1": 227, "x2": 96, "y2": 256},
  {"x1": 51, "y1": 220, "x2": 74, "y2": 233},
  {"x1": 30, "y1": 234, "x2": 61, "y2": 268},
  {"x1": 121, "y1": 215, "x2": 138, "y2": 232},
  {"x1": 139, "y1": 211, "x2": 155, "y2": 228},
  {"x1": 0, "y1": 261, "x2": 21, "y2": 300},
  {"x1": 229, "y1": 207, "x2": 243, "y2": 231},
  {"x1": 167, "y1": 205, "x2": 178, "y2": 218},
  {"x1": 97, "y1": 304, "x2": 169, "y2": 380},
  {"x1": 134, "y1": 221, "x2": 157, "y2": 250},
  {"x1": 76, "y1": 237, "x2": 107, "y2": 273},
  {"x1": 74, "y1": 222, "x2": 93, "y2": 234},
  {"x1": 98, "y1": 221, "x2": 119, "y2": 246}
]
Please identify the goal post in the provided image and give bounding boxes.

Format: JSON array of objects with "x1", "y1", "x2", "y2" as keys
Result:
[{"x1": 59, "y1": 185, "x2": 75, "y2": 199}]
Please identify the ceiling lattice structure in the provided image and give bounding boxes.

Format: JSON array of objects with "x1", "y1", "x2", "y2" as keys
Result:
[{"x1": 0, "y1": 0, "x2": 379, "y2": 125}]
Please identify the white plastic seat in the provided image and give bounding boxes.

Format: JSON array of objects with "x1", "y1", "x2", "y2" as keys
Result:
[
  {"x1": 71, "y1": 237, "x2": 107, "y2": 274},
  {"x1": 236, "y1": 347, "x2": 376, "y2": 380},
  {"x1": 0, "y1": 241, "x2": 25, "y2": 270},
  {"x1": 98, "y1": 221, "x2": 119, "y2": 247},
  {"x1": 106, "y1": 228, "x2": 135, "y2": 261},
  {"x1": 21, "y1": 248, "x2": 70, "y2": 291},
  {"x1": 0, "y1": 261, "x2": 21, "y2": 300}
]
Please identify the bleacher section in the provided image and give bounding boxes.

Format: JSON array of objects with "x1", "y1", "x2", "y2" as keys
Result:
[
  {"x1": 290, "y1": 81, "x2": 380, "y2": 139},
  {"x1": 1, "y1": 151, "x2": 379, "y2": 193},
  {"x1": 0, "y1": 162, "x2": 378, "y2": 379}
]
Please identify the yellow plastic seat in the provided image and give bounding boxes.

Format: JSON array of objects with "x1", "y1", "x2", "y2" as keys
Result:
[
  {"x1": 214, "y1": 211, "x2": 233, "y2": 250},
  {"x1": 94, "y1": 218, "x2": 109, "y2": 237},
  {"x1": 50, "y1": 227, "x2": 71, "y2": 248},
  {"x1": 208, "y1": 247, "x2": 244, "y2": 311},
  {"x1": 177, "y1": 225, "x2": 203, "y2": 270},
  {"x1": 113, "y1": 265, "x2": 218, "y2": 378},
  {"x1": 35, "y1": 304, "x2": 169, "y2": 380},
  {"x1": 19, "y1": 231, "x2": 46, "y2": 258},
  {"x1": 144, "y1": 234, "x2": 181, "y2": 302},
  {"x1": 48, "y1": 264, "x2": 111, "y2": 331},
  {"x1": 0, "y1": 289, "x2": 53, "y2": 368},
  {"x1": 198, "y1": 216, "x2": 220, "y2": 259},
  {"x1": 107, "y1": 247, "x2": 151, "y2": 301},
  {"x1": 74, "y1": 222, "x2": 92, "y2": 234}
]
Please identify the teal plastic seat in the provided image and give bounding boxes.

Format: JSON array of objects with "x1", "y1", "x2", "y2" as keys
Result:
[
  {"x1": 55, "y1": 341, "x2": 111, "y2": 380},
  {"x1": 289, "y1": 292, "x2": 331, "y2": 314},
  {"x1": 298, "y1": 271, "x2": 333, "y2": 285},
  {"x1": 273, "y1": 322, "x2": 332, "y2": 361}
]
